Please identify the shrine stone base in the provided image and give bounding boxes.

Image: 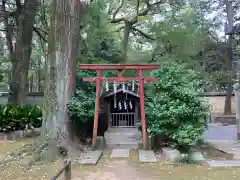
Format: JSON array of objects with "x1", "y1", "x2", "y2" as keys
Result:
[{"x1": 104, "y1": 128, "x2": 141, "y2": 149}]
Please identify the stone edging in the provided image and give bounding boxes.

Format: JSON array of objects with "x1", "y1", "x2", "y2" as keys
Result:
[
  {"x1": 0, "y1": 128, "x2": 41, "y2": 140},
  {"x1": 200, "y1": 92, "x2": 235, "y2": 96},
  {"x1": 208, "y1": 123, "x2": 236, "y2": 127},
  {"x1": 0, "y1": 92, "x2": 44, "y2": 97}
]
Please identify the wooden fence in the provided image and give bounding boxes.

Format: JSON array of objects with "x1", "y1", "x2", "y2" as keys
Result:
[{"x1": 51, "y1": 160, "x2": 71, "y2": 180}]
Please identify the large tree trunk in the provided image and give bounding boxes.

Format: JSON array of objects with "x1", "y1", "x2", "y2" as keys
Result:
[
  {"x1": 41, "y1": 0, "x2": 84, "y2": 144},
  {"x1": 8, "y1": 0, "x2": 38, "y2": 106}
]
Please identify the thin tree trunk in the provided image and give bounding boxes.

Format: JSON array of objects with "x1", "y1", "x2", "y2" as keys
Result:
[
  {"x1": 225, "y1": 82, "x2": 232, "y2": 115},
  {"x1": 2, "y1": 0, "x2": 14, "y2": 91},
  {"x1": 29, "y1": 74, "x2": 33, "y2": 92},
  {"x1": 36, "y1": 58, "x2": 41, "y2": 92},
  {"x1": 224, "y1": 35, "x2": 233, "y2": 115},
  {"x1": 41, "y1": 0, "x2": 85, "y2": 145},
  {"x1": 8, "y1": 0, "x2": 38, "y2": 106},
  {"x1": 224, "y1": 0, "x2": 233, "y2": 115}
]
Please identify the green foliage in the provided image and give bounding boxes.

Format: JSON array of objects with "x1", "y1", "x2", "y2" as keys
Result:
[
  {"x1": 67, "y1": 69, "x2": 113, "y2": 140},
  {"x1": 0, "y1": 105, "x2": 42, "y2": 132},
  {"x1": 68, "y1": 69, "x2": 118, "y2": 123},
  {"x1": 68, "y1": 70, "x2": 96, "y2": 123},
  {"x1": 82, "y1": 0, "x2": 122, "y2": 63},
  {"x1": 150, "y1": 6, "x2": 204, "y2": 64},
  {"x1": 144, "y1": 62, "x2": 210, "y2": 149},
  {"x1": 0, "y1": 56, "x2": 10, "y2": 83}
]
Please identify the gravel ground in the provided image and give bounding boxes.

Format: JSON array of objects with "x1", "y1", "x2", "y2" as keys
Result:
[{"x1": 1, "y1": 126, "x2": 240, "y2": 180}]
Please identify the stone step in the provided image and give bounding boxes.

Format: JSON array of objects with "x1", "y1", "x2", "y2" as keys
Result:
[
  {"x1": 105, "y1": 139, "x2": 141, "y2": 144},
  {"x1": 104, "y1": 128, "x2": 141, "y2": 149},
  {"x1": 105, "y1": 139, "x2": 141, "y2": 145},
  {"x1": 105, "y1": 128, "x2": 141, "y2": 135},
  {"x1": 105, "y1": 130, "x2": 140, "y2": 133},
  {"x1": 106, "y1": 127, "x2": 139, "y2": 132},
  {"x1": 110, "y1": 149, "x2": 130, "y2": 158},
  {"x1": 105, "y1": 143, "x2": 139, "y2": 149},
  {"x1": 105, "y1": 133, "x2": 141, "y2": 139},
  {"x1": 105, "y1": 138, "x2": 140, "y2": 142},
  {"x1": 106, "y1": 134, "x2": 139, "y2": 136},
  {"x1": 104, "y1": 133, "x2": 141, "y2": 138},
  {"x1": 105, "y1": 134, "x2": 136, "y2": 137}
]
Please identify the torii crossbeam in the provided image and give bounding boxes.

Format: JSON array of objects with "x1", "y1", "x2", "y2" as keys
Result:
[{"x1": 79, "y1": 64, "x2": 160, "y2": 150}]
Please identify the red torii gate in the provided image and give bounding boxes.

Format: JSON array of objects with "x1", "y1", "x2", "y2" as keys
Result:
[{"x1": 79, "y1": 64, "x2": 160, "y2": 150}]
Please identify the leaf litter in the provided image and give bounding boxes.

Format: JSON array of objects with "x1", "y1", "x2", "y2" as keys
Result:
[{"x1": 0, "y1": 138, "x2": 240, "y2": 180}]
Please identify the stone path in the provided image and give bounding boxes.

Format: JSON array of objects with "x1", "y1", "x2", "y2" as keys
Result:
[
  {"x1": 79, "y1": 150, "x2": 103, "y2": 165},
  {"x1": 231, "y1": 148, "x2": 240, "y2": 152},
  {"x1": 79, "y1": 149, "x2": 158, "y2": 164},
  {"x1": 203, "y1": 124, "x2": 240, "y2": 153},
  {"x1": 71, "y1": 150, "x2": 240, "y2": 180},
  {"x1": 206, "y1": 160, "x2": 240, "y2": 167},
  {"x1": 111, "y1": 149, "x2": 129, "y2": 158},
  {"x1": 74, "y1": 159, "x2": 155, "y2": 180},
  {"x1": 79, "y1": 124, "x2": 240, "y2": 166},
  {"x1": 139, "y1": 150, "x2": 157, "y2": 163},
  {"x1": 203, "y1": 124, "x2": 240, "y2": 166}
]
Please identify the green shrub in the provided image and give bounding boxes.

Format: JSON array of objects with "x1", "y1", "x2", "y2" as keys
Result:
[
  {"x1": 0, "y1": 105, "x2": 42, "y2": 132},
  {"x1": 144, "y1": 62, "x2": 210, "y2": 150},
  {"x1": 67, "y1": 70, "x2": 96, "y2": 123},
  {"x1": 67, "y1": 69, "x2": 118, "y2": 123},
  {"x1": 67, "y1": 69, "x2": 119, "y2": 140}
]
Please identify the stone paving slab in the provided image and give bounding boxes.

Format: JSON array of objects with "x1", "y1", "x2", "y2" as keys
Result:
[
  {"x1": 206, "y1": 160, "x2": 240, "y2": 167},
  {"x1": 230, "y1": 148, "x2": 240, "y2": 152},
  {"x1": 111, "y1": 149, "x2": 130, "y2": 158},
  {"x1": 139, "y1": 150, "x2": 157, "y2": 163},
  {"x1": 79, "y1": 150, "x2": 102, "y2": 165},
  {"x1": 205, "y1": 139, "x2": 240, "y2": 155},
  {"x1": 233, "y1": 154, "x2": 240, "y2": 160}
]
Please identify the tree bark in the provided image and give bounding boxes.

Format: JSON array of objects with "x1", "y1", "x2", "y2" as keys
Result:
[
  {"x1": 8, "y1": 0, "x2": 38, "y2": 106},
  {"x1": 224, "y1": 0, "x2": 233, "y2": 115},
  {"x1": 224, "y1": 81, "x2": 232, "y2": 115},
  {"x1": 41, "y1": 0, "x2": 85, "y2": 144},
  {"x1": 224, "y1": 35, "x2": 233, "y2": 114},
  {"x1": 122, "y1": 20, "x2": 132, "y2": 63},
  {"x1": 2, "y1": 0, "x2": 14, "y2": 92}
]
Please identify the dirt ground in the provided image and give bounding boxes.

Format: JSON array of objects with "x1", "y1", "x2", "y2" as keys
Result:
[{"x1": 0, "y1": 139, "x2": 240, "y2": 180}]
